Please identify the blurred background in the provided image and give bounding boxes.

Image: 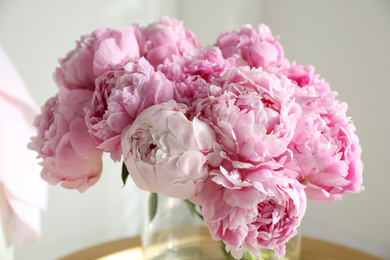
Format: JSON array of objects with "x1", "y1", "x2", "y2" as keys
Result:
[{"x1": 0, "y1": 0, "x2": 389, "y2": 259}]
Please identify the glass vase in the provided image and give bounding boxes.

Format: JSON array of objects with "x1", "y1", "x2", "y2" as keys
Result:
[{"x1": 141, "y1": 192, "x2": 301, "y2": 260}]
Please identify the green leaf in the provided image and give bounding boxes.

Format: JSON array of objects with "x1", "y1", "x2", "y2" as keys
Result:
[
  {"x1": 149, "y1": 193, "x2": 158, "y2": 222},
  {"x1": 243, "y1": 249, "x2": 258, "y2": 260},
  {"x1": 184, "y1": 200, "x2": 204, "y2": 220},
  {"x1": 121, "y1": 162, "x2": 129, "y2": 186}
]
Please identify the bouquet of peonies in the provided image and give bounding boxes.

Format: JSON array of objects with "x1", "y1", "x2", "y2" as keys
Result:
[{"x1": 29, "y1": 17, "x2": 363, "y2": 259}]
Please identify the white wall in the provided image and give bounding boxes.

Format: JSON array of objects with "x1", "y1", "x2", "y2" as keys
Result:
[
  {"x1": 0, "y1": 0, "x2": 389, "y2": 259},
  {"x1": 175, "y1": 0, "x2": 263, "y2": 46}
]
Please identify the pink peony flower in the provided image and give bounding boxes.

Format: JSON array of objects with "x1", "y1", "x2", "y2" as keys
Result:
[
  {"x1": 85, "y1": 58, "x2": 175, "y2": 161},
  {"x1": 194, "y1": 67, "x2": 301, "y2": 164},
  {"x1": 140, "y1": 16, "x2": 201, "y2": 67},
  {"x1": 267, "y1": 59, "x2": 331, "y2": 98},
  {"x1": 286, "y1": 92, "x2": 363, "y2": 201},
  {"x1": 29, "y1": 87, "x2": 103, "y2": 192},
  {"x1": 28, "y1": 18, "x2": 364, "y2": 260},
  {"x1": 194, "y1": 160, "x2": 306, "y2": 259},
  {"x1": 158, "y1": 46, "x2": 235, "y2": 105},
  {"x1": 121, "y1": 100, "x2": 217, "y2": 200},
  {"x1": 54, "y1": 26, "x2": 141, "y2": 90},
  {"x1": 215, "y1": 24, "x2": 284, "y2": 69}
]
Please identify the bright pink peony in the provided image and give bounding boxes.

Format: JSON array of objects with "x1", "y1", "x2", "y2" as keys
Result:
[
  {"x1": 54, "y1": 26, "x2": 141, "y2": 90},
  {"x1": 194, "y1": 67, "x2": 301, "y2": 164},
  {"x1": 140, "y1": 16, "x2": 201, "y2": 67},
  {"x1": 267, "y1": 59, "x2": 331, "y2": 97},
  {"x1": 215, "y1": 24, "x2": 284, "y2": 69},
  {"x1": 286, "y1": 92, "x2": 363, "y2": 201},
  {"x1": 29, "y1": 87, "x2": 103, "y2": 192},
  {"x1": 193, "y1": 160, "x2": 306, "y2": 259},
  {"x1": 158, "y1": 46, "x2": 235, "y2": 105},
  {"x1": 121, "y1": 100, "x2": 217, "y2": 200},
  {"x1": 85, "y1": 58, "x2": 175, "y2": 161}
]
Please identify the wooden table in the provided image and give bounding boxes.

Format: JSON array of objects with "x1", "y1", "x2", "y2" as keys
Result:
[{"x1": 59, "y1": 235, "x2": 385, "y2": 260}]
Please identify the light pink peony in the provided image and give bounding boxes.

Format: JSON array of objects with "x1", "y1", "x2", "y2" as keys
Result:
[
  {"x1": 194, "y1": 67, "x2": 301, "y2": 164},
  {"x1": 215, "y1": 24, "x2": 284, "y2": 69},
  {"x1": 85, "y1": 58, "x2": 175, "y2": 161},
  {"x1": 54, "y1": 26, "x2": 141, "y2": 90},
  {"x1": 286, "y1": 92, "x2": 363, "y2": 201},
  {"x1": 267, "y1": 59, "x2": 331, "y2": 98},
  {"x1": 193, "y1": 160, "x2": 306, "y2": 259},
  {"x1": 158, "y1": 46, "x2": 235, "y2": 105},
  {"x1": 121, "y1": 100, "x2": 217, "y2": 200},
  {"x1": 140, "y1": 16, "x2": 201, "y2": 67},
  {"x1": 29, "y1": 87, "x2": 103, "y2": 192}
]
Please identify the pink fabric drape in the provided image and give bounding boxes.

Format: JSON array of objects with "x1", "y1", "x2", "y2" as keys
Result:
[{"x1": 0, "y1": 45, "x2": 47, "y2": 246}]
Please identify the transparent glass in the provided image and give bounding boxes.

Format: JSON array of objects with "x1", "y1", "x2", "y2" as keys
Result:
[
  {"x1": 141, "y1": 192, "x2": 224, "y2": 260},
  {"x1": 141, "y1": 192, "x2": 301, "y2": 260}
]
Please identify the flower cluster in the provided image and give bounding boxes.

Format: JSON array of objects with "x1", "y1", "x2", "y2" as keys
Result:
[{"x1": 29, "y1": 17, "x2": 363, "y2": 259}]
